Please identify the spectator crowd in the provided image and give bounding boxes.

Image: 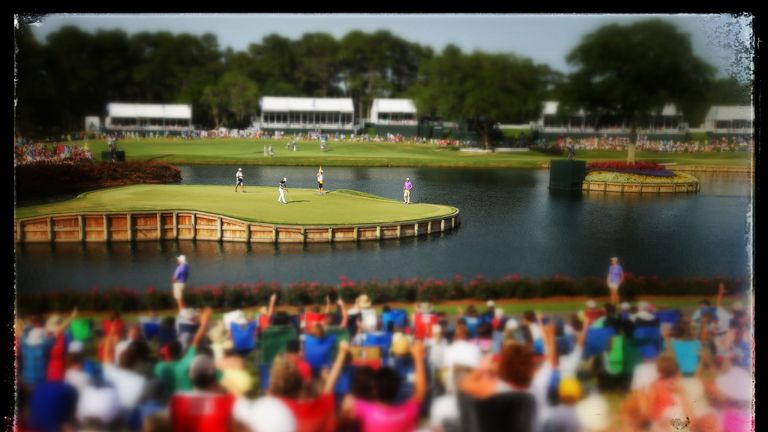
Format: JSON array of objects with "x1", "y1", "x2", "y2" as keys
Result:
[{"x1": 15, "y1": 281, "x2": 753, "y2": 431}]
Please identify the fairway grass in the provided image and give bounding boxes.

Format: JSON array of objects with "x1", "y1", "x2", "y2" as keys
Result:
[
  {"x1": 14, "y1": 184, "x2": 458, "y2": 225},
  {"x1": 76, "y1": 138, "x2": 753, "y2": 168}
]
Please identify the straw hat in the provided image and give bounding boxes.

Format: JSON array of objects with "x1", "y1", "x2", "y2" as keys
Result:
[
  {"x1": 486, "y1": 300, "x2": 496, "y2": 308},
  {"x1": 418, "y1": 302, "x2": 432, "y2": 313},
  {"x1": 220, "y1": 369, "x2": 254, "y2": 397},
  {"x1": 357, "y1": 294, "x2": 372, "y2": 309},
  {"x1": 586, "y1": 300, "x2": 597, "y2": 309},
  {"x1": 505, "y1": 318, "x2": 520, "y2": 332},
  {"x1": 207, "y1": 321, "x2": 233, "y2": 348}
]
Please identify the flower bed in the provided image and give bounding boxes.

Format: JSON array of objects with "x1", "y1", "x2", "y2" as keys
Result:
[
  {"x1": 585, "y1": 171, "x2": 699, "y2": 184},
  {"x1": 16, "y1": 274, "x2": 747, "y2": 314},
  {"x1": 587, "y1": 161, "x2": 674, "y2": 177}
]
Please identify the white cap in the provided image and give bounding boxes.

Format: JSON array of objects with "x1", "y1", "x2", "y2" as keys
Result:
[
  {"x1": 238, "y1": 168, "x2": 242, "y2": 171},
  {"x1": 586, "y1": 300, "x2": 597, "y2": 309},
  {"x1": 68, "y1": 340, "x2": 85, "y2": 354},
  {"x1": 233, "y1": 396, "x2": 297, "y2": 432},
  {"x1": 505, "y1": 318, "x2": 520, "y2": 332},
  {"x1": 76, "y1": 385, "x2": 121, "y2": 425},
  {"x1": 486, "y1": 300, "x2": 496, "y2": 308},
  {"x1": 283, "y1": 177, "x2": 287, "y2": 181},
  {"x1": 177, "y1": 255, "x2": 187, "y2": 263},
  {"x1": 25, "y1": 327, "x2": 47, "y2": 346},
  {"x1": 620, "y1": 302, "x2": 631, "y2": 311}
]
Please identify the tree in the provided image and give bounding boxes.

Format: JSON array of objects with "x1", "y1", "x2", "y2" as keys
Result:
[
  {"x1": 411, "y1": 46, "x2": 548, "y2": 150},
  {"x1": 563, "y1": 19, "x2": 715, "y2": 162}
]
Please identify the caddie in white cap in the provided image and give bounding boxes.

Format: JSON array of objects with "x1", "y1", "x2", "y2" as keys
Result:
[{"x1": 172, "y1": 254, "x2": 190, "y2": 310}]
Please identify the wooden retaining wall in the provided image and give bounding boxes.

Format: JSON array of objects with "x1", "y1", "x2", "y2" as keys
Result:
[
  {"x1": 14, "y1": 211, "x2": 460, "y2": 244},
  {"x1": 582, "y1": 181, "x2": 700, "y2": 193}
]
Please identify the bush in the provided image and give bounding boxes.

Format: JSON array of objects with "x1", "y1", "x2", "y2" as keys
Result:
[{"x1": 15, "y1": 275, "x2": 749, "y2": 314}]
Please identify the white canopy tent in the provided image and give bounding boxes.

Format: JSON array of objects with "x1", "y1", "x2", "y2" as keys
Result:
[
  {"x1": 703, "y1": 106, "x2": 753, "y2": 132},
  {"x1": 259, "y1": 97, "x2": 355, "y2": 130},
  {"x1": 105, "y1": 103, "x2": 193, "y2": 131},
  {"x1": 369, "y1": 99, "x2": 417, "y2": 124}
]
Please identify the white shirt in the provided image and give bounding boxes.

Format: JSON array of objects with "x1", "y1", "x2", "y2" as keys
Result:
[
  {"x1": 65, "y1": 368, "x2": 93, "y2": 394},
  {"x1": 102, "y1": 364, "x2": 147, "y2": 412},
  {"x1": 429, "y1": 394, "x2": 459, "y2": 429},
  {"x1": 630, "y1": 361, "x2": 660, "y2": 391},
  {"x1": 442, "y1": 340, "x2": 482, "y2": 394}
]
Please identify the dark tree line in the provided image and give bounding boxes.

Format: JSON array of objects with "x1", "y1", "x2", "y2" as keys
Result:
[{"x1": 15, "y1": 20, "x2": 752, "y2": 145}]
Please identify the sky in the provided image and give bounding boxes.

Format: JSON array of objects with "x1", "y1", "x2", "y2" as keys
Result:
[{"x1": 22, "y1": 13, "x2": 754, "y2": 79}]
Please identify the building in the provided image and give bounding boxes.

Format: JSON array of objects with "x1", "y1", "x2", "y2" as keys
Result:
[
  {"x1": 535, "y1": 101, "x2": 687, "y2": 140},
  {"x1": 703, "y1": 106, "x2": 753, "y2": 136},
  {"x1": 368, "y1": 98, "x2": 419, "y2": 137},
  {"x1": 258, "y1": 97, "x2": 356, "y2": 133},
  {"x1": 105, "y1": 103, "x2": 193, "y2": 134}
]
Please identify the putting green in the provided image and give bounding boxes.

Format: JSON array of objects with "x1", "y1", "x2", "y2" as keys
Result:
[{"x1": 15, "y1": 185, "x2": 459, "y2": 225}]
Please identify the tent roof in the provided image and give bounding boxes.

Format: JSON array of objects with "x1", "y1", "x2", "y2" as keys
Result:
[
  {"x1": 260, "y1": 97, "x2": 354, "y2": 112},
  {"x1": 107, "y1": 103, "x2": 192, "y2": 119},
  {"x1": 371, "y1": 98, "x2": 417, "y2": 113},
  {"x1": 706, "y1": 105, "x2": 754, "y2": 121}
]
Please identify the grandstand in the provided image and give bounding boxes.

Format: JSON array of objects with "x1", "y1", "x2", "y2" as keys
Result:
[
  {"x1": 368, "y1": 98, "x2": 419, "y2": 138},
  {"x1": 258, "y1": 97, "x2": 356, "y2": 133},
  {"x1": 104, "y1": 103, "x2": 193, "y2": 134},
  {"x1": 703, "y1": 106, "x2": 753, "y2": 137}
]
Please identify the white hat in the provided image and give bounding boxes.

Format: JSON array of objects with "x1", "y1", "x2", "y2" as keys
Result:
[
  {"x1": 586, "y1": 300, "x2": 597, "y2": 309},
  {"x1": 283, "y1": 177, "x2": 287, "y2": 181},
  {"x1": 177, "y1": 254, "x2": 187, "y2": 263},
  {"x1": 636, "y1": 310, "x2": 656, "y2": 321},
  {"x1": 494, "y1": 307, "x2": 504, "y2": 319},
  {"x1": 25, "y1": 327, "x2": 48, "y2": 346},
  {"x1": 505, "y1": 318, "x2": 520, "y2": 332},
  {"x1": 233, "y1": 396, "x2": 297, "y2": 432},
  {"x1": 68, "y1": 340, "x2": 85, "y2": 354},
  {"x1": 418, "y1": 302, "x2": 432, "y2": 313},
  {"x1": 486, "y1": 300, "x2": 496, "y2": 308},
  {"x1": 238, "y1": 168, "x2": 242, "y2": 171},
  {"x1": 574, "y1": 393, "x2": 611, "y2": 430},
  {"x1": 76, "y1": 385, "x2": 121, "y2": 425},
  {"x1": 620, "y1": 302, "x2": 631, "y2": 311},
  {"x1": 716, "y1": 366, "x2": 753, "y2": 402}
]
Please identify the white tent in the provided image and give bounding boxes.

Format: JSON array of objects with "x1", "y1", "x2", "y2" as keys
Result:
[
  {"x1": 259, "y1": 96, "x2": 355, "y2": 129},
  {"x1": 703, "y1": 106, "x2": 753, "y2": 131},
  {"x1": 369, "y1": 99, "x2": 417, "y2": 124},
  {"x1": 105, "y1": 103, "x2": 193, "y2": 131}
]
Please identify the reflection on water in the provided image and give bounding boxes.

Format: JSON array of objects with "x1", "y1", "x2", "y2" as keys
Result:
[{"x1": 15, "y1": 166, "x2": 752, "y2": 293}]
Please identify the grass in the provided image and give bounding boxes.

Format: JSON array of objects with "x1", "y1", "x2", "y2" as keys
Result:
[
  {"x1": 14, "y1": 184, "x2": 458, "y2": 225},
  {"x1": 73, "y1": 138, "x2": 753, "y2": 168}
]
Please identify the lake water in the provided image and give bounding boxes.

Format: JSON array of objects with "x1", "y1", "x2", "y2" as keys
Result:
[{"x1": 14, "y1": 166, "x2": 753, "y2": 293}]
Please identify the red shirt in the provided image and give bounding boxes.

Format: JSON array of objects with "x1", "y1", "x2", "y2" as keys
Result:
[
  {"x1": 46, "y1": 333, "x2": 66, "y2": 381},
  {"x1": 304, "y1": 312, "x2": 326, "y2": 332},
  {"x1": 414, "y1": 313, "x2": 438, "y2": 340},
  {"x1": 584, "y1": 309, "x2": 605, "y2": 327},
  {"x1": 102, "y1": 319, "x2": 125, "y2": 337},
  {"x1": 280, "y1": 393, "x2": 336, "y2": 432},
  {"x1": 170, "y1": 392, "x2": 235, "y2": 432},
  {"x1": 259, "y1": 314, "x2": 270, "y2": 332}
]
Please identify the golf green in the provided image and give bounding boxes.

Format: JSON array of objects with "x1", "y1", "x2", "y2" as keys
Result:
[{"x1": 15, "y1": 184, "x2": 459, "y2": 225}]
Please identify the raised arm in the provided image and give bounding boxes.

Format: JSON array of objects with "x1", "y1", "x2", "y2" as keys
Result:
[
  {"x1": 55, "y1": 307, "x2": 79, "y2": 336},
  {"x1": 191, "y1": 308, "x2": 212, "y2": 348},
  {"x1": 410, "y1": 341, "x2": 427, "y2": 403},
  {"x1": 537, "y1": 312, "x2": 557, "y2": 366},
  {"x1": 324, "y1": 295, "x2": 331, "y2": 315},
  {"x1": 102, "y1": 322, "x2": 119, "y2": 365},
  {"x1": 323, "y1": 340, "x2": 350, "y2": 394},
  {"x1": 267, "y1": 292, "x2": 277, "y2": 318},
  {"x1": 716, "y1": 283, "x2": 725, "y2": 309},
  {"x1": 338, "y1": 298, "x2": 348, "y2": 328}
]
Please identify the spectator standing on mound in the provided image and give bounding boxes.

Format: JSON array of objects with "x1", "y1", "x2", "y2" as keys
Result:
[
  {"x1": 606, "y1": 256, "x2": 625, "y2": 305},
  {"x1": 278, "y1": 177, "x2": 288, "y2": 204},
  {"x1": 403, "y1": 178, "x2": 413, "y2": 204},
  {"x1": 171, "y1": 255, "x2": 189, "y2": 310},
  {"x1": 235, "y1": 168, "x2": 245, "y2": 192}
]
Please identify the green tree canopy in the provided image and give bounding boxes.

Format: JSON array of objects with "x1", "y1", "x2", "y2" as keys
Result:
[
  {"x1": 562, "y1": 19, "x2": 716, "y2": 138},
  {"x1": 411, "y1": 45, "x2": 548, "y2": 149}
]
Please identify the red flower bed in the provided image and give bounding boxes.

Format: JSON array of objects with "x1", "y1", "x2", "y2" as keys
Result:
[{"x1": 587, "y1": 161, "x2": 674, "y2": 177}]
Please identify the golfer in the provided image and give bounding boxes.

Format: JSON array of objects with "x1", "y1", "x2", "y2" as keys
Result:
[
  {"x1": 606, "y1": 256, "x2": 625, "y2": 305},
  {"x1": 316, "y1": 167, "x2": 324, "y2": 194},
  {"x1": 235, "y1": 168, "x2": 245, "y2": 192},
  {"x1": 278, "y1": 177, "x2": 288, "y2": 204},
  {"x1": 403, "y1": 177, "x2": 413, "y2": 204}
]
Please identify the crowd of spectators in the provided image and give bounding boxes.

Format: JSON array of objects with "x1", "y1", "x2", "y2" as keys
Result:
[
  {"x1": 547, "y1": 136, "x2": 752, "y2": 153},
  {"x1": 15, "y1": 282, "x2": 753, "y2": 432},
  {"x1": 14, "y1": 141, "x2": 94, "y2": 165}
]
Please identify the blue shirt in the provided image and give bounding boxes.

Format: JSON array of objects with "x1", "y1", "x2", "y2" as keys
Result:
[
  {"x1": 404, "y1": 180, "x2": 413, "y2": 190},
  {"x1": 671, "y1": 339, "x2": 701, "y2": 376},
  {"x1": 21, "y1": 338, "x2": 53, "y2": 387},
  {"x1": 173, "y1": 263, "x2": 189, "y2": 283},
  {"x1": 304, "y1": 334, "x2": 336, "y2": 375},
  {"x1": 28, "y1": 381, "x2": 78, "y2": 432},
  {"x1": 608, "y1": 264, "x2": 624, "y2": 284}
]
